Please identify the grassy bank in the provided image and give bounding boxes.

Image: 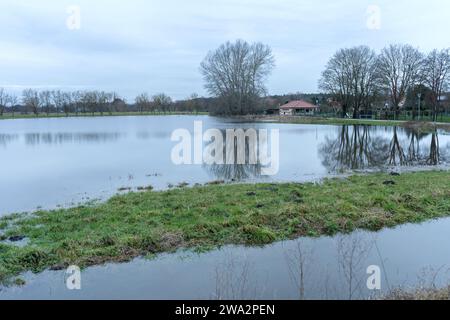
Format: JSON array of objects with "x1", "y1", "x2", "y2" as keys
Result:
[
  {"x1": 0, "y1": 111, "x2": 207, "y2": 120},
  {"x1": 383, "y1": 286, "x2": 450, "y2": 300},
  {"x1": 242, "y1": 115, "x2": 450, "y2": 132},
  {"x1": 3, "y1": 112, "x2": 450, "y2": 133},
  {"x1": 1, "y1": 171, "x2": 450, "y2": 283}
]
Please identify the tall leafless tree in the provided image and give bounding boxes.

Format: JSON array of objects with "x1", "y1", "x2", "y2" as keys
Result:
[
  {"x1": 5, "y1": 93, "x2": 18, "y2": 116},
  {"x1": 200, "y1": 40, "x2": 275, "y2": 115},
  {"x1": 422, "y1": 48, "x2": 450, "y2": 121},
  {"x1": 51, "y1": 90, "x2": 63, "y2": 114},
  {"x1": 0, "y1": 88, "x2": 7, "y2": 116},
  {"x1": 85, "y1": 91, "x2": 99, "y2": 115},
  {"x1": 376, "y1": 44, "x2": 423, "y2": 118},
  {"x1": 22, "y1": 89, "x2": 40, "y2": 115},
  {"x1": 62, "y1": 92, "x2": 72, "y2": 116},
  {"x1": 79, "y1": 91, "x2": 90, "y2": 114},
  {"x1": 72, "y1": 91, "x2": 82, "y2": 115},
  {"x1": 320, "y1": 46, "x2": 379, "y2": 119}
]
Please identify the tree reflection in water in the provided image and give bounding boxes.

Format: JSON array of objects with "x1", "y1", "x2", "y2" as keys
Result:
[
  {"x1": 0, "y1": 134, "x2": 18, "y2": 147},
  {"x1": 320, "y1": 125, "x2": 445, "y2": 172},
  {"x1": 320, "y1": 126, "x2": 389, "y2": 171},
  {"x1": 202, "y1": 125, "x2": 446, "y2": 180},
  {"x1": 24, "y1": 132, "x2": 123, "y2": 145},
  {"x1": 205, "y1": 163, "x2": 262, "y2": 181},
  {"x1": 203, "y1": 128, "x2": 263, "y2": 181},
  {"x1": 427, "y1": 130, "x2": 440, "y2": 165}
]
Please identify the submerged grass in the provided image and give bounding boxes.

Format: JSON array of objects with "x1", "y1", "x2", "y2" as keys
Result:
[{"x1": 0, "y1": 171, "x2": 449, "y2": 283}]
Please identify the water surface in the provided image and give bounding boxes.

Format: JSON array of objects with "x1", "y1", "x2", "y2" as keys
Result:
[
  {"x1": 1, "y1": 217, "x2": 450, "y2": 300},
  {"x1": 1, "y1": 115, "x2": 450, "y2": 300},
  {"x1": 1, "y1": 115, "x2": 448, "y2": 216}
]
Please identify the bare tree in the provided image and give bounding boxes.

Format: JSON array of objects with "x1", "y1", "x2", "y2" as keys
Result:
[
  {"x1": 22, "y1": 89, "x2": 40, "y2": 115},
  {"x1": 95, "y1": 91, "x2": 113, "y2": 115},
  {"x1": 319, "y1": 46, "x2": 378, "y2": 118},
  {"x1": 376, "y1": 44, "x2": 423, "y2": 119},
  {"x1": 6, "y1": 93, "x2": 18, "y2": 116},
  {"x1": 105, "y1": 92, "x2": 115, "y2": 115},
  {"x1": 51, "y1": 90, "x2": 62, "y2": 114},
  {"x1": 423, "y1": 48, "x2": 450, "y2": 121},
  {"x1": 79, "y1": 91, "x2": 90, "y2": 114},
  {"x1": 135, "y1": 93, "x2": 150, "y2": 113},
  {"x1": 152, "y1": 93, "x2": 172, "y2": 113},
  {"x1": 186, "y1": 93, "x2": 200, "y2": 113},
  {"x1": 39, "y1": 90, "x2": 53, "y2": 115},
  {"x1": 86, "y1": 91, "x2": 99, "y2": 115},
  {"x1": 0, "y1": 88, "x2": 7, "y2": 116},
  {"x1": 201, "y1": 40, "x2": 275, "y2": 115},
  {"x1": 62, "y1": 92, "x2": 72, "y2": 116}
]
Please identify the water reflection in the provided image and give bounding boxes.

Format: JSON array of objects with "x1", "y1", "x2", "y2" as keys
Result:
[
  {"x1": 1, "y1": 116, "x2": 449, "y2": 216},
  {"x1": 0, "y1": 134, "x2": 19, "y2": 147},
  {"x1": 320, "y1": 126, "x2": 447, "y2": 172},
  {"x1": 24, "y1": 132, "x2": 124, "y2": 145},
  {"x1": 203, "y1": 129, "x2": 264, "y2": 180},
  {"x1": 320, "y1": 126, "x2": 389, "y2": 171},
  {"x1": 213, "y1": 251, "x2": 261, "y2": 300},
  {"x1": 204, "y1": 164, "x2": 262, "y2": 181},
  {"x1": 136, "y1": 131, "x2": 170, "y2": 140},
  {"x1": 428, "y1": 131, "x2": 440, "y2": 165}
]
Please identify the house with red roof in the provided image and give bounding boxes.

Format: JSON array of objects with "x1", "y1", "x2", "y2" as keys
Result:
[{"x1": 279, "y1": 100, "x2": 319, "y2": 116}]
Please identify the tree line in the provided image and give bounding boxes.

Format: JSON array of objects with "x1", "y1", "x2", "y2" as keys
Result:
[
  {"x1": 0, "y1": 89, "x2": 212, "y2": 116},
  {"x1": 199, "y1": 40, "x2": 450, "y2": 119},
  {"x1": 1, "y1": 41, "x2": 448, "y2": 119},
  {"x1": 319, "y1": 45, "x2": 450, "y2": 121}
]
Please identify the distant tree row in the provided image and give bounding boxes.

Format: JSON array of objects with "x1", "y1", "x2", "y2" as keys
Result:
[
  {"x1": 0, "y1": 89, "x2": 213, "y2": 116},
  {"x1": 2, "y1": 42, "x2": 448, "y2": 120},
  {"x1": 319, "y1": 45, "x2": 450, "y2": 121},
  {"x1": 0, "y1": 88, "x2": 18, "y2": 116},
  {"x1": 0, "y1": 89, "x2": 123, "y2": 116}
]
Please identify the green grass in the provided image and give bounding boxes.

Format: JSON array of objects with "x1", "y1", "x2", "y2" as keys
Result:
[
  {"x1": 0, "y1": 111, "x2": 208, "y2": 120},
  {"x1": 1, "y1": 171, "x2": 450, "y2": 283}
]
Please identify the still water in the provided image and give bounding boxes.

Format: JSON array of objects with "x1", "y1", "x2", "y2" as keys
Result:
[
  {"x1": 0, "y1": 116, "x2": 449, "y2": 299},
  {"x1": 1, "y1": 115, "x2": 449, "y2": 216},
  {"x1": 2, "y1": 217, "x2": 450, "y2": 300}
]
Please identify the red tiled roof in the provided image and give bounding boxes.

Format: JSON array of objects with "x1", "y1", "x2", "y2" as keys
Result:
[{"x1": 280, "y1": 100, "x2": 318, "y2": 110}]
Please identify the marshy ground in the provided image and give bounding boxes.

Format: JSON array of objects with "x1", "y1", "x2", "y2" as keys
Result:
[{"x1": 0, "y1": 170, "x2": 449, "y2": 285}]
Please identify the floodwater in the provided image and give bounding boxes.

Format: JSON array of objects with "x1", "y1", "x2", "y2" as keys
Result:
[
  {"x1": 0, "y1": 115, "x2": 449, "y2": 299},
  {"x1": 1, "y1": 115, "x2": 449, "y2": 216},
  {"x1": 2, "y1": 217, "x2": 450, "y2": 300}
]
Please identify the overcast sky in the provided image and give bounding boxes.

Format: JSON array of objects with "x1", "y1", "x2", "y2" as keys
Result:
[{"x1": 1, "y1": 0, "x2": 449, "y2": 101}]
